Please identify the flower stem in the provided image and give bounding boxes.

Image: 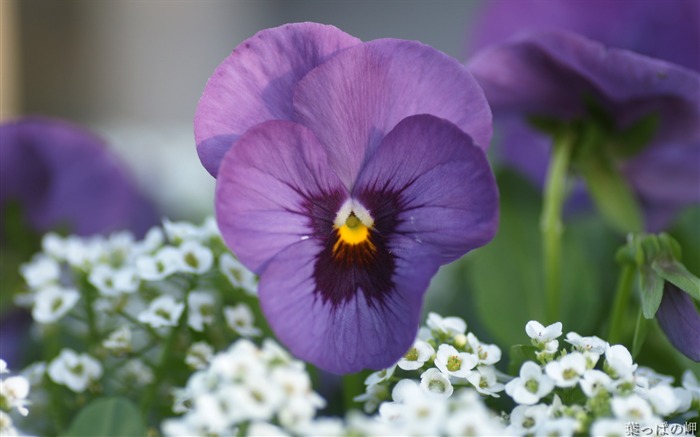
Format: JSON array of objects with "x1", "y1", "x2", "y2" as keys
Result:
[
  {"x1": 608, "y1": 264, "x2": 636, "y2": 345},
  {"x1": 541, "y1": 131, "x2": 574, "y2": 323}
]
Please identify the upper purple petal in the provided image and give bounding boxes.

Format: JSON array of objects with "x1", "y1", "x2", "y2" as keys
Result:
[
  {"x1": 468, "y1": 0, "x2": 700, "y2": 72},
  {"x1": 354, "y1": 115, "x2": 499, "y2": 264},
  {"x1": 194, "y1": 22, "x2": 361, "y2": 177},
  {"x1": 258, "y1": 238, "x2": 437, "y2": 374},
  {"x1": 215, "y1": 120, "x2": 348, "y2": 273},
  {"x1": 0, "y1": 117, "x2": 157, "y2": 237},
  {"x1": 656, "y1": 284, "x2": 700, "y2": 362},
  {"x1": 293, "y1": 39, "x2": 492, "y2": 188},
  {"x1": 468, "y1": 31, "x2": 700, "y2": 145}
]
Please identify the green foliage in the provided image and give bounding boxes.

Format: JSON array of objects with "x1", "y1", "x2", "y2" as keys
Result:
[
  {"x1": 62, "y1": 397, "x2": 145, "y2": 437},
  {"x1": 507, "y1": 344, "x2": 538, "y2": 375}
]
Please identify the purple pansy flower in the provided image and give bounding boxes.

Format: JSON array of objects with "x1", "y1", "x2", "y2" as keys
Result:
[
  {"x1": 467, "y1": 30, "x2": 700, "y2": 231},
  {"x1": 656, "y1": 284, "x2": 700, "y2": 362},
  {"x1": 0, "y1": 117, "x2": 157, "y2": 237},
  {"x1": 196, "y1": 23, "x2": 498, "y2": 373}
]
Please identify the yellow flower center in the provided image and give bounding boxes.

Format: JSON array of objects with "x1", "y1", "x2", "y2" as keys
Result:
[{"x1": 337, "y1": 213, "x2": 370, "y2": 246}]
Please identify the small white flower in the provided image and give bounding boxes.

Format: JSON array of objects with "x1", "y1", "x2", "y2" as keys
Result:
[
  {"x1": 605, "y1": 344, "x2": 638, "y2": 379},
  {"x1": 0, "y1": 359, "x2": 7, "y2": 374},
  {"x1": 64, "y1": 235, "x2": 106, "y2": 269},
  {"x1": 224, "y1": 303, "x2": 262, "y2": 337},
  {"x1": 671, "y1": 387, "x2": 693, "y2": 414},
  {"x1": 466, "y1": 365, "x2": 505, "y2": 397},
  {"x1": 640, "y1": 384, "x2": 680, "y2": 416},
  {"x1": 186, "y1": 342, "x2": 214, "y2": 370},
  {"x1": 525, "y1": 320, "x2": 563, "y2": 344},
  {"x1": 89, "y1": 264, "x2": 140, "y2": 296},
  {"x1": 545, "y1": 352, "x2": 587, "y2": 387},
  {"x1": 537, "y1": 417, "x2": 577, "y2": 437},
  {"x1": 382, "y1": 379, "x2": 448, "y2": 435},
  {"x1": 42, "y1": 232, "x2": 66, "y2": 260},
  {"x1": 505, "y1": 361, "x2": 555, "y2": 405},
  {"x1": 0, "y1": 411, "x2": 18, "y2": 437},
  {"x1": 579, "y1": 369, "x2": 613, "y2": 397},
  {"x1": 219, "y1": 253, "x2": 257, "y2": 295},
  {"x1": 434, "y1": 344, "x2": 477, "y2": 378},
  {"x1": 465, "y1": 332, "x2": 502, "y2": 365},
  {"x1": 48, "y1": 349, "x2": 102, "y2": 393},
  {"x1": 565, "y1": 332, "x2": 608, "y2": 354},
  {"x1": 611, "y1": 394, "x2": 655, "y2": 422},
  {"x1": 102, "y1": 325, "x2": 132, "y2": 353},
  {"x1": 187, "y1": 291, "x2": 216, "y2": 332},
  {"x1": 508, "y1": 404, "x2": 549, "y2": 435},
  {"x1": 234, "y1": 374, "x2": 285, "y2": 422},
  {"x1": 247, "y1": 421, "x2": 290, "y2": 436},
  {"x1": 117, "y1": 359, "x2": 154, "y2": 386},
  {"x1": 590, "y1": 418, "x2": 628, "y2": 437},
  {"x1": 163, "y1": 218, "x2": 202, "y2": 243},
  {"x1": 353, "y1": 383, "x2": 390, "y2": 413},
  {"x1": 634, "y1": 367, "x2": 674, "y2": 387},
  {"x1": 397, "y1": 339, "x2": 434, "y2": 371},
  {"x1": 364, "y1": 365, "x2": 396, "y2": 386},
  {"x1": 179, "y1": 241, "x2": 213, "y2": 274},
  {"x1": 136, "y1": 246, "x2": 182, "y2": 281},
  {"x1": 445, "y1": 408, "x2": 506, "y2": 436},
  {"x1": 137, "y1": 295, "x2": 185, "y2": 328},
  {"x1": 32, "y1": 286, "x2": 80, "y2": 324},
  {"x1": 681, "y1": 370, "x2": 700, "y2": 400},
  {"x1": 0, "y1": 375, "x2": 30, "y2": 416},
  {"x1": 133, "y1": 227, "x2": 164, "y2": 255},
  {"x1": 426, "y1": 312, "x2": 466, "y2": 336},
  {"x1": 20, "y1": 255, "x2": 61, "y2": 289},
  {"x1": 420, "y1": 368, "x2": 454, "y2": 398}
]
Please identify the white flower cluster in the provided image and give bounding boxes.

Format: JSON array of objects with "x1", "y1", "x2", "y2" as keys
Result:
[
  {"x1": 503, "y1": 320, "x2": 699, "y2": 435},
  {"x1": 162, "y1": 339, "x2": 326, "y2": 436},
  {"x1": 13, "y1": 217, "x2": 262, "y2": 432},
  {"x1": 0, "y1": 359, "x2": 30, "y2": 436}
]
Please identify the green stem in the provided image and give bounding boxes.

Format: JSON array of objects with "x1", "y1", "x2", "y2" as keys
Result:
[
  {"x1": 608, "y1": 264, "x2": 636, "y2": 345},
  {"x1": 541, "y1": 132, "x2": 574, "y2": 323}
]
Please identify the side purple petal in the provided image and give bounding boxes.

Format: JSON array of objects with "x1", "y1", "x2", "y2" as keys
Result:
[
  {"x1": 468, "y1": 0, "x2": 700, "y2": 72},
  {"x1": 354, "y1": 115, "x2": 498, "y2": 264},
  {"x1": 0, "y1": 117, "x2": 157, "y2": 237},
  {"x1": 194, "y1": 22, "x2": 361, "y2": 177},
  {"x1": 293, "y1": 39, "x2": 492, "y2": 189},
  {"x1": 215, "y1": 120, "x2": 348, "y2": 273},
  {"x1": 468, "y1": 31, "x2": 700, "y2": 145},
  {"x1": 656, "y1": 284, "x2": 700, "y2": 362},
  {"x1": 258, "y1": 239, "x2": 438, "y2": 374}
]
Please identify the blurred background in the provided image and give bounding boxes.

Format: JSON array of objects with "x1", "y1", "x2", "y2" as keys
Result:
[{"x1": 1, "y1": 0, "x2": 480, "y2": 219}]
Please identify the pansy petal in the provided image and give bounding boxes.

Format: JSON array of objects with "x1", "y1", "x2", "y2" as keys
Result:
[
  {"x1": 354, "y1": 115, "x2": 498, "y2": 264},
  {"x1": 215, "y1": 120, "x2": 348, "y2": 273},
  {"x1": 468, "y1": 31, "x2": 700, "y2": 144},
  {"x1": 0, "y1": 117, "x2": 157, "y2": 237},
  {"x1": 258, "y1": 239, "x2": 438, "y2": 374},
  {"x1": 656, "y1": 284, "x2": 700, "y2": 362},
  {"x1": 293, "y1": 39, "x2": 492, "y2": 188},
  {"x1": 195, "y1": 22, "x2": 360, "y2": 176}
]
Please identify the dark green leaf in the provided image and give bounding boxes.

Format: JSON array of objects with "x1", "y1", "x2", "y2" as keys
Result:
[
  {"x1": 631, "y1": 308, "x2": 649, "y2": 358},
  {"x1": 652, "y1": 259, "x2": 700, "y2": 300},
  {"x1": 639, "y1": 266, "x2": 664, "y2": 319},
  {"x1": 610, "y1": 114, "x2": 659, "y2": 158},
  {"x1": 62, "y1": 397, "x2": 145, "y2": 437}
]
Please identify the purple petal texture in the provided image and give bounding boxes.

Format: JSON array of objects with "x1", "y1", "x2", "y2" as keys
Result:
[
  {"x1": 258, "y1": 239, "x2": 438, "y2": 374},
  {"x1": 468, "y1": 0, "x2": 700, "y2": 72},
  {"x1": 468, "y1": 30, "x2": 700, "y2": 229},
  {"x1": 216, "y1": 120, "x2": 348, "y2": 273},
  {"x1": 0, "y1": 117, "x2": 157, "y2": 237},
  {"x1": 208, "y1": 24, "x2": 498, "y2": 373},
  {"x1": 354, "y1": 115, "x2": 498, "y2": 264},
  {"x1": 656, "y1": 284, "x2": 700, "y2": 362},
  {"x1": 194, "y1": 23, "x2": 360, "y2": 176},
  {"x1": 293, "y1": 39, "x2": 492, "y2": 188},
  {"x1": 469, "y1": 31, "x2": 700, "y2": 144}
]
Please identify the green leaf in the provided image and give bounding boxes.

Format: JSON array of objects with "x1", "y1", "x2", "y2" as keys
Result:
[
  {"x1": 652, "y1": 259, "x2": 700, "y2": 300},
  {"x1": 631, "y1": 308, "x2": 649, "y2": 358},
  {"x1": 639, "y1": 265, "x2": 664, "y2": 319},
  {"x1": 508, "y1": 344, "x2": 539, "y2": 375},
  {"x1": 62, "y1": 397, "x2": 145, "y2": 437},
  {"x1": 610, "y1": 113, "x2": 659, "y2": 158}
]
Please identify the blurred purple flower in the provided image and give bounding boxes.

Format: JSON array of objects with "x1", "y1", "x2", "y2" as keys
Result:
[
  {"x1": 468, "y1": 0, "x2": 700, "y2": 72},
  {"x1": 656, "y1": 284, "x2": 700, "y2": 362},
  {"x1": 0, "y1": 117, "x2": 157, "y2": 237},
  {"x1": 467, "y1": 31, "x2": 700, "y2": 230},
  {"x1": 197, "y1": 23, "x2": 498, "y2": 373}
]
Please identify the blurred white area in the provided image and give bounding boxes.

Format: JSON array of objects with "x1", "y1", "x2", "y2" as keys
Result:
[{"x1": 8, "y1": 1, "x2": 477, "y2": 220}]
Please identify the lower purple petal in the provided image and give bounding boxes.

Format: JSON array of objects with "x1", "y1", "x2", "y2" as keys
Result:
[{"x1": 656, "y1": 284, "x2": 700, "y2": 362}]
